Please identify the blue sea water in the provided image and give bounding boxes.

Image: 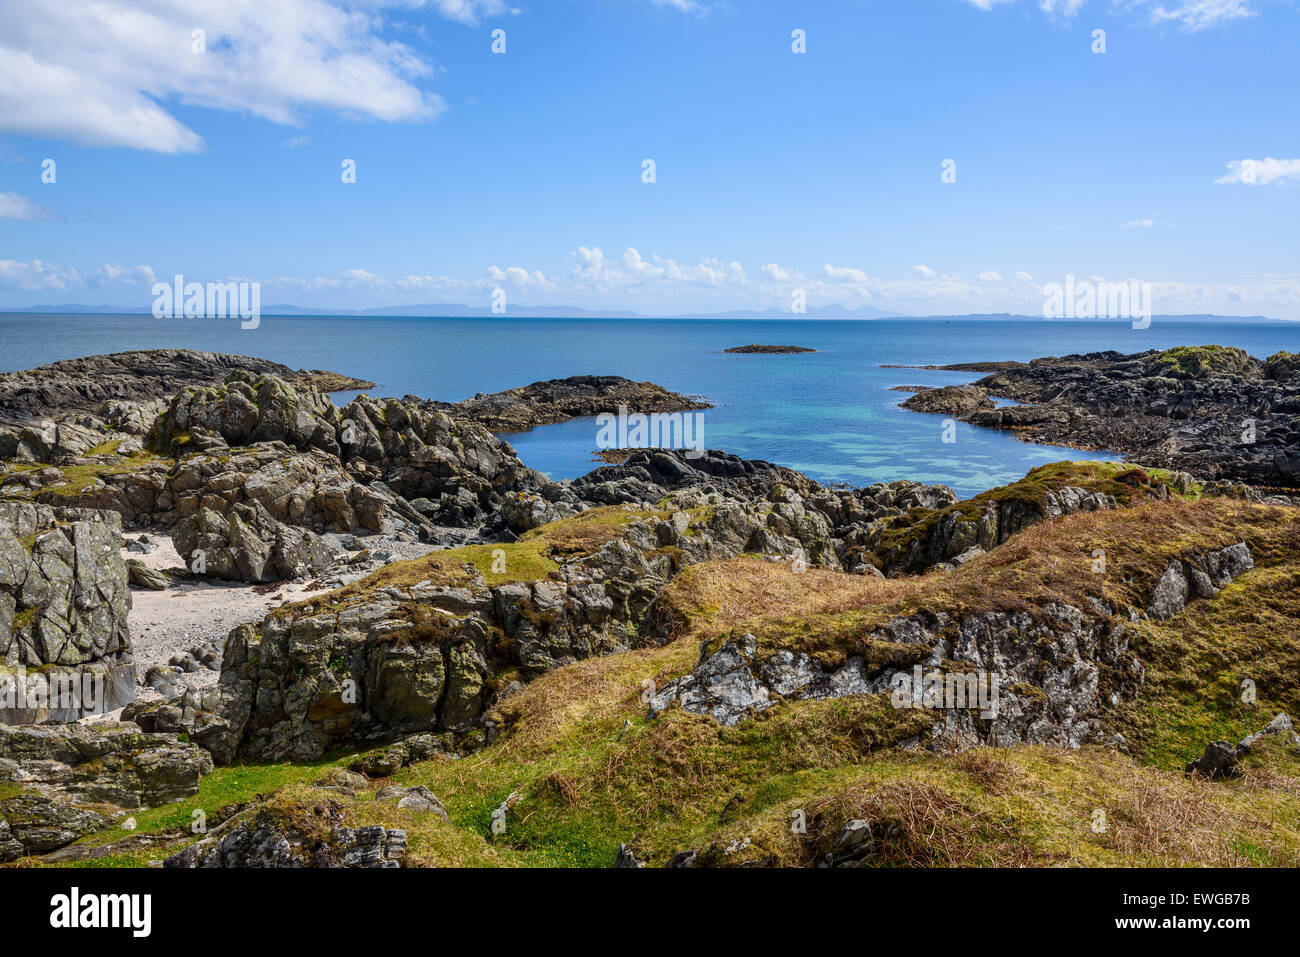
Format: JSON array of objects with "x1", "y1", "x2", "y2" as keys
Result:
[{"x1": 1, "y1": 314, "x2": 1296, "y2": 498}]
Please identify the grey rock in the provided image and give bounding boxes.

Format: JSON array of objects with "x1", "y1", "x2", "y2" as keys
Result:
[
  {"x1": 1185, "y1": 741, "x2": 1246, "y2": 779},
  {"x1": 377, "y1": 784, "x2": 450, "y2": 821},
  {"x1": 0, "y1": 721, "x2": 213, "y2": 808},
  {"x1": 0, "y1": 794, "x2": 108, "y2": 856},
  {"x1": 126, "y1": 558, "x2": 168, "y2": 590},
  {"x1": 614, "y1": 843, "x2": 646, "y2": 868},
  {"x1": 1148, "y1": 561, "x2": 1189, "y2": 620}
]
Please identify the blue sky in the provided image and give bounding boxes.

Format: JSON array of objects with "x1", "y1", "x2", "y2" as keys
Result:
[{"x1": 1, "y1": 0, "x2": 1298, "y2": 317}]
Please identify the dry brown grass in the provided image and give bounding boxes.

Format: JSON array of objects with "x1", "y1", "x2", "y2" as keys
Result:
[
  {"x1": 916, "y1": 498, "x2": 1298, "y2": 621},
  {"x1": 652, "y1": 553, "x2": 923, "y2": 642},
  {"x1": 1106, "y1": 776, "x2": 1247, "y2": 863},
  {"x1": 955, "y1": 748, "x2": 1023, "y2": 795},
  {"x1": 541, "y1": 771, "x2": 580, "y2": 806},
  {"x1": 803, "y1": 781, "x2": 1036, "y2": 867},
  {"x1": 731, "y1": 499, "x2": 1297, "y2": 662},
  {"x1": 485, "y1": 636, "x2": 698, "y2": 758}
]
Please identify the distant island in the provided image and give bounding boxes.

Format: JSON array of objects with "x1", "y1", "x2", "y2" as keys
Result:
[{"x1": 724, "y1": 344, "x2": 817, "y2": 354}]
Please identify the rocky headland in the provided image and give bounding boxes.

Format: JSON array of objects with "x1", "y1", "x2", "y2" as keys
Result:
[{"x1": 899, "y1": 345, "x2": 1300, "y2": 489}]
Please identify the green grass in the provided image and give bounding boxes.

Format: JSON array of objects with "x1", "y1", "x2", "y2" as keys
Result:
[
  {"x1": 1148, "y1": 345, "x2": 1252, "y2": 378},
  {"x1": 1, "y1": 448, "x2": 166, "y2": 501},
  {"x1": 44, "y1": 758, "x2": 349, "y2": 868}
]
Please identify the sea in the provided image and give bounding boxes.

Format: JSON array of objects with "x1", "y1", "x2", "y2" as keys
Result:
[{"x1": 1, "y1": 313, "x2": 1295, "y2": 499}]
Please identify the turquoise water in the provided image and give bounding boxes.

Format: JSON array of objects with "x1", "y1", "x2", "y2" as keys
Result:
[{"x1": 1, "y1": 314, "x2": 1295, "y2": 497}]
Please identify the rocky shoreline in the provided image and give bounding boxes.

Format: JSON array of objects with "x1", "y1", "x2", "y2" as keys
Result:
[
  {"x1": 0, "y1": 344, "x2": 1297, "y2": 867},
  {"x1": 899, "y1": 345, "x2": 1300, "y2": 489},
  {"x1": 0, "y1": 349, "x2": 375, "y2": 426}
]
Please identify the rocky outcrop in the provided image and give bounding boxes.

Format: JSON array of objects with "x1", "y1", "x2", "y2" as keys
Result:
[
  {"x1": 649, "y1": 597, "x2": 1144, "y2": 751},
  {"x1": 901, "y1": 384, "x2": 994, "y2": 416},
  {"x1": 900, "y1": 346, "x2": 1300, "y2": 488},
  {"x1": 164, "y1": 800, "x2": 407, "y2": 868},
  {"x1": 1147, "y1": 542, "x2": 1254, "y2": 619},
  {"x1": 0, "y1": 721, "x2": 212, "y2": 808},
  {"x1": 0, "y1": 502, "x2": 135, "y2": 721},
  {"x1": 651, "y1": 541, "x2": 1260, "y2": 750},
  {"x1": 191, "y1": 448, "x2": 1179, "y2": 762},
  {"x1": 573, "y1": 448, "x2": 818, "y2": 505},
  {"x1": 0, "y1": 349, "x2": 371, "y2": 426},
  {"x1": 197, "y1": 476, "x2": 958, "y2": 762},
  {"x1": 439, "y1": 375, "x2": 711, "y2": 433},
  {"x1": 849, "y1": 483, "x2": 1115, "y2": 574},
  {"x1": 0, "y1": 794, "x2": 107, "y2": 859},
  {"x1": 724, "y1": 345, "x2": 816, "y2": 354},
  {"x1": 149, "y1": 370, "x2": 548, "y2": 530},
  {"x1": 0, "y1": 720, "x2": 213, "y2": 861}
]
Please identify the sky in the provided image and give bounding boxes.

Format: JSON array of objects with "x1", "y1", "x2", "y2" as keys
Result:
[{"x1": 0, "y1": 0, "x2": 1298, "y2": 318}]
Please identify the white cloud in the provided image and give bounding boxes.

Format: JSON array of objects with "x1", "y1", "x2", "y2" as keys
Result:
[
  {"x1": 823, "y1": 264, "x2": 870, "y2": 282},
  {"x1": 8, "y1": 251, "x2": 1300, "y2": 318},
  {"x1": 0, "y1": 258, "x2": 80, "y2": 290},
  {"x1": 0, "y1": 190, "x2": 58, "y2": 221},
  {"x1": 487, "y1": 265, "x2": 555, "y2": 291},
  {"x1": 419, "y1": 1, "x2": 515, "y2": 26},
  {"x1": 651, "y1": 0, "x2": 709, "y2": 13},
  {"x1": 0, "y1": 0, "x2": 446, "y2": 153},
  {"x1": 88, "y1": 263, "x2": 157, "y2": 286},
  {"x1": 570, "y1": 246, "x2": 744, "y2": 292},
  {"x1": 1122, "y1": 217, "x2": 1156, "y2": 228},
  {"x1": 1038, "y1": 0, "x2": 1086, "y2": 15},
  {"x1": 1216, "y1": 157, "x2": 1300, "y2": 186},
  {"x1": 1134, "y1": 0, "x2": 1256, "y2": 31},
  {"x1": 913, "y1": 264, "x2": 937, "y2": 278},
  {"x1": 968, "y1": 0, "x2": 1255, "y2": 30}
]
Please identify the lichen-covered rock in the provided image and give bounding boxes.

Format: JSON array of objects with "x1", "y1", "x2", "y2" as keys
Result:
[
  {"x1": 150, "y1": 370, "x2": 549, "y2": 531},
  {"x1": 126, "y1": 558, "x2": 167, "y2": 590},
  {"x1": 0, "y1": 721, "x2": 213, "y2": 808},
  {"x1": 1148, "y1": 543, "x2": 1253, "y2": 620},
  {"x1": 0, "y1": 503, "x2": 135, "y2": 722},
  {"x1": 171, "y1": 501, "x2": 335, "y2": 583},
  {"x1": 1148, "y1": 561, "x2": 1189, "y2": 620},
  {"x1": 0, "y1": 794, "x2": 108, "y2": 857},
  {"x1": 376, "y1": 784, "x2": 449, "y2": 820},
  {"x1": 163, "y1": 808, "x2": 407, "y2": 869},
  {"x1": 651, "y1": 598, "x2": 1146, "y2": 753}
]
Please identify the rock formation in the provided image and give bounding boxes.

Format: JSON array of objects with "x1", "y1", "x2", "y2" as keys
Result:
[{"x1": 901, "y1": 346, "x2": 1300, "y2": 488}]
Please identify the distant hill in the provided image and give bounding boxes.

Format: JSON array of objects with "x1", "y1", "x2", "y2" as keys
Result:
[{"x1": 1, "y1": 304, "x2": 1284, "y2": 322}]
